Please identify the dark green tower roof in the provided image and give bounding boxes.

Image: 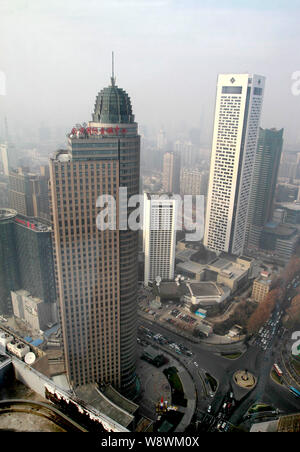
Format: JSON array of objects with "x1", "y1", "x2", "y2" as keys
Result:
[{"x1": 92, "y1": 77, "x2": 135, "y2": 124}]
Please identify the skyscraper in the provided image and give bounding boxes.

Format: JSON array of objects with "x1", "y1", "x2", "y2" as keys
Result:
[
  {"x1": 143, "y1": 193, "x2": 177, "y2": 286},
  {"x1": 0, "y1": 208, "x2": 19, "y2": 315},
  {"x1": 162, "y1": 151, "x2": 181, "y2": 194},
  {"x1": 246, "y1": 128, "x2": 283, "y2": 249},
  {"x1": 204, "y1": 74, "x2": 265, "y2": 255},
  {"x1": 49, "y1": 73, "x2": 140, "y2": 393},
  {"x1": 0, "y1": 143, "x2": 9, "y2": 176},
  {"x1": 8, "y1": 167, "x2": 50, "y2": 220},
  {"x1": 180, "y1": 168, "x2": 208, "y2": 196},
  {"x1": 0, "y1": 208, "x2": 57, "y2": 321}
]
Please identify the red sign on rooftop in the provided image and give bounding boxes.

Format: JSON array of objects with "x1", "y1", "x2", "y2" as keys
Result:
[{"x1": 70, "y1": 125, "x2": 127, "y2": 137}]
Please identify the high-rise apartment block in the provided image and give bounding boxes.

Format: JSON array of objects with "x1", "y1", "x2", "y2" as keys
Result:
[
  {"x1": 162, "y1": 151, "x2": 181, "y2": 194},
  {"x1": 0, "y1": 143, "x2": 9, "y2": 176},
  {"x1": 49, "y1": 75, "x2": 140, "y2": 393},
  {"x1": 180, "y1": 168, "x2": 208, "y2": 196},
  {"x1": 143, "y1": 193, "x2": 177, "y2": 286},
  {"x1": 204, "y1": 74, "x2": 265, "y2": 255}
]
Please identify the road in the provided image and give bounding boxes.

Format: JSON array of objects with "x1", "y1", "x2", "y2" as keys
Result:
[{"x1": 138, "y1": 307, "x2": 300, "y2": 430}]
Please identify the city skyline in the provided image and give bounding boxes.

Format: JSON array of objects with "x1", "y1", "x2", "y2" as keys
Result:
[
  {"x1": 1, "y1": 0, "x2": 300, "y2": 436},
  {"x1": 1, "y1": 0, "x2": 300, "y2": 149}
]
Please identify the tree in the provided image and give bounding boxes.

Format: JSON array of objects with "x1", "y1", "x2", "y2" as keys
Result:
[{"x1": 247, "y1": 288, "x2": 283, "y2": 333}]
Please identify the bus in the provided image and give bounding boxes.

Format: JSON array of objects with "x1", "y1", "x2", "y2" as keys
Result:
[
  {"x1": 273, "y1": 364, "x2": 283, "y2": 377},
  {"x1": 289, "y1": 386, "x2": 300, "y2": 398}
]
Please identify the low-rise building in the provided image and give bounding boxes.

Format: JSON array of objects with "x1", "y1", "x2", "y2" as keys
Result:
[
  {"x1": 206, "y1": 255, "x2": 253, "y2": 293},
  {"x1": 251, "y1": 271, "x2": 272, "y2": 303},
  {"x1": 183, "y1": 281, "x2": 230, "y2": 307}
]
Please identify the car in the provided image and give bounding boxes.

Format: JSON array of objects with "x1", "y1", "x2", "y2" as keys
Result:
[
  {"x1": 194, "y1": 361, "x2": 199, "y2": 367},
  {"x1": 207, "y1": 405, "x2": 212, "y2": 413}
]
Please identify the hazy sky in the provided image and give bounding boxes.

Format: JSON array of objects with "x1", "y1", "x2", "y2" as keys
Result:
[{"x1": 1, "y1": 0, "x2": 300, "y2": 147}]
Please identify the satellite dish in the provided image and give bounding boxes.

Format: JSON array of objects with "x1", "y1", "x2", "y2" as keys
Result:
[{"x1": 25, "y1": 352, "x2": 36, "y2": 365}]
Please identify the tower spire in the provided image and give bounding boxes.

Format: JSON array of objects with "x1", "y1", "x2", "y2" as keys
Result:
[{"x1": 111, "y1": 51, "x2": 116, "y2": 86}]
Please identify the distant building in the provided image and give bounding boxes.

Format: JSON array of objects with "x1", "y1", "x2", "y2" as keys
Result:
[
  {"x1": 276, "y1": 201, "x2": 300, "y2": 225},
  {"x1": 174, "y1": 140, "x2": 196, "y2": 168},
  {"x1": 0, "y1": 181, "x2": 8, "y2": 207},
  {"x1": 260, "y1": 223, "x2": 298, "y2": 263},
  {"x1": 8, "y1": 166, "x2": 50, "y2": 220},
  {"x1": 157, "y1": 128, "x2": 167, "y2": 151},
  {"x1": 0, "y1": 143, "x2": 9, "y2": 176},
  {"x1": 162, "y1": 152, "x2": 181, "y2": 194},
  {"x1": 252, "y1": 272, "x2": 272, "y2": 303},
  {"x1": 180, "y1": 168, "x2": 208, "y2": 196},
  {"x1": 143, "y1": 193, "x2": 178, "y2": 285}
]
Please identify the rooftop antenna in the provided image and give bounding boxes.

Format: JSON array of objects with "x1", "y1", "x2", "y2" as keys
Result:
[{"x1": 111, "y1": 51, "x2": 116, "y2": 86}]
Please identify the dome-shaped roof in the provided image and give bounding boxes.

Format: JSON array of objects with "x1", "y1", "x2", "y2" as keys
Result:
[{"x1": 92, "y1": 78, "x2": 135, "y2": 124}]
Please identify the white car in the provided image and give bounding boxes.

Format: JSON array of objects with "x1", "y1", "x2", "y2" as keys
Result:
[{"x1": 194, "y1": 361, "x2": 199, "y2": 367}]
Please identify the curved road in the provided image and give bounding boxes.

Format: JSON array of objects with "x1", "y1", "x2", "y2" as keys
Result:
[{"x1": 138, "y1": 317, "x2": 300, "y2": 426}]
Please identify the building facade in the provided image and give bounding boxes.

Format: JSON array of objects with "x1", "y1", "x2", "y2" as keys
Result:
[
  {"x1": 0, "y1": 208, "x2": 57, "y2": 321},
  {"x1": 246, "y1": 128, "x2": 283, "y2": 249},
  {"x1": 204, "y1": 74, "x2": 265, "y2": 255},
  {"x1": 252, "y1": 272, "x2": 272, "y2": 303},
  {"x1": 180, "y1": 168, "x2": 208, "y2": 196},
  {"x1": 143, "y1": 193, "x2": 177, "y2": 285},
  {"x1": 49, "y1": 76, "x2": 140, "y2": 393},
  {"x1": 162, "y1": 151, "x2": 181, "y2": 194},
  {"x1": 0, "y1": 208, "x2": 20, "y2": 315},
  {"x1": 8, "y1": 167, "x2": 50, "y2": 219}
]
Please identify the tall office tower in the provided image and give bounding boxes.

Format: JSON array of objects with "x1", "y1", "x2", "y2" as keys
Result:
[
  {"x1": 0, "y1": 143, "x2": 9, "y2": 176},
  {"x1": 204, "y1": 74, "x2": 265, "y2": 255},
  {"x1": 180, "y1": 168, "x2": 208, "y2": 196},
  {"x1": 0, "y1": 208, "x2": 20, "y2": 315},
  {"x1": 246, "y1": 128, "x2": 283, "y2": 249},
  {"x1": 162, "y1": 151, "x2": 181, "y2": 194},
  {"x1": 49, "y1": 74, "x2": 140, "y2": 393},
  {"x1": 174, "y1": 140, "x2": 196, "y2": 168},
  {"x1": 143, "y1": 193, "x2": 177, "y2": 286},
  {"x1": 157, "y1": 128, "x2": 167, "y2": 150}
]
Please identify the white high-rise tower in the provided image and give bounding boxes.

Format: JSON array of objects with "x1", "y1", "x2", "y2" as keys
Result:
[
  {"x1": 143, "y1": 193, "x2": 177, "y2": 285},
  {"x1": 204, "y1": 74, "x2": 265, "y2": 255}
]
